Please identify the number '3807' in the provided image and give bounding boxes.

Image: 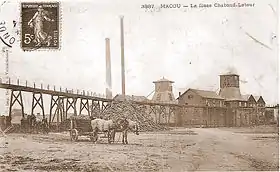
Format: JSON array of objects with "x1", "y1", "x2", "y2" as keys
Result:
[{"x1": 141, "y1": 4, "x2": 155, "y2": 9}]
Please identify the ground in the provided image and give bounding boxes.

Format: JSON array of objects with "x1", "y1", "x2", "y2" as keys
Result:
[{"x1": 0, "y1": 125, "x2": 279, "y2": 172}]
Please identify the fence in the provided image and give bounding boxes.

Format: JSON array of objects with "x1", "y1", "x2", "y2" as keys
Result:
[{"x1": 173, "y1": 106, "x2": 267, "y2": 127}]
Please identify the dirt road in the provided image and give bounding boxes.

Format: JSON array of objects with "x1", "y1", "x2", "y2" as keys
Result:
[{"x1": 0, "y1": 126, "x2": 278, "y2": 171}]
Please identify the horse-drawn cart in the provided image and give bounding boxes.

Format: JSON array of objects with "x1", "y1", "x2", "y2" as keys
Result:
[{"x1": 69, "y1": 117, "x2": 115, "y2": 143}]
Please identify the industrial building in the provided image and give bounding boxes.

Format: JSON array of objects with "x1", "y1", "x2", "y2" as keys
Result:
[
  {"x1": 177, "y1": 72, "x2": 266, "y2": 108},
  {"x1": 175, "y1": 71, "x2": 268, "y2": 127},
  {"x1": 151, "y1": 77, "x2": 176, "y2": 103},
  {"x1": 177, "y1": 89, "x2": 225, "y2": 107}
]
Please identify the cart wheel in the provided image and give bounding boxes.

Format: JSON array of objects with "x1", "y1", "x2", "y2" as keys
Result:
[{"x1": 70, "y1": 129, "x2": 78, "y2": 141}]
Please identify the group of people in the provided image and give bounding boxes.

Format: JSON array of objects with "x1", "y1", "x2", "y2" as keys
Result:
[{"x1": 20, "y1": 114, "x2": 49, "y2": 134}]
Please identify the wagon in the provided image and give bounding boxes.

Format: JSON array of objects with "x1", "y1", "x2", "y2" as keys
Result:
[{"x1": 69, "y1": 117, "x2": 114, "y2": 143}]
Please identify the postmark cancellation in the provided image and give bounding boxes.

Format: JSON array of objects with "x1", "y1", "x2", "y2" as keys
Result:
[{"x1": 21, "y1": 2, "x2": 59, "y2": 51}]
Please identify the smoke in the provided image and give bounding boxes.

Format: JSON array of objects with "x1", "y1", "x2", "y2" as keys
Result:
[{"x1": 225, "y1": 66, "x2": 238, "y2": 75}]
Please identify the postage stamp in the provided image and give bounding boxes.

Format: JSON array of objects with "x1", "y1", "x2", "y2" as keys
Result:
[{"x1": 21, "y1": 2, "x2": 59, "y2": 51}]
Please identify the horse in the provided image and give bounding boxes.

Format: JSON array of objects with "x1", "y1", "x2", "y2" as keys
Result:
[
  {"x1": 91, "y1": 118, "x2": 128, "y2": 144},
  {"x1": 121, "y1": 119, "x2": 140, "y2": 144},
  {"x1": 91, "y1": 118, "x2": 116, "y2": 144}
]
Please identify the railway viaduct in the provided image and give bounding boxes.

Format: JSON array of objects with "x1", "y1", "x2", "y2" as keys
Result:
[{"x1": 0, "y1": 78, "x2": 178, "y2": 126}]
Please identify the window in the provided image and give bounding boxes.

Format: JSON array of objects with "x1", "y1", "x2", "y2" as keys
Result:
[
  {"x1": 239, "y1": 102, "x2": 242, "y2": 107},
  {"x1": 244, "y1": 102, "x2": 247, "y2": 107},
  {"x1": 188, "y1": 95, "x2": 193, "y2": 99},
  {"x1": 168, "y1": 93, "x2": 173, "y2": 101}
]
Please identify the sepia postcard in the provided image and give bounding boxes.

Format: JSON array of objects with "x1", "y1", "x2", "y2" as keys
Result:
[{"x1": 0, "y1": 0, "x2": 279, "y2": 171}]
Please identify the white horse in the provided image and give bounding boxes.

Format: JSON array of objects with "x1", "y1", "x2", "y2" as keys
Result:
[
  {"x1": 91, "y1": 118, "x2": 128, "y2": 144},
  {"x1": 122, "y1": 119, "x2": 139, "y2": 144},
  {"x1": 91, "y1": 118, "x2": 115, "y2": 143}
]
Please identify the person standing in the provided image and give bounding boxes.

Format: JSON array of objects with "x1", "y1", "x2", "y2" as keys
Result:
[{"x1": 28, "y1": 5, "x2": 54, "y2": 46}]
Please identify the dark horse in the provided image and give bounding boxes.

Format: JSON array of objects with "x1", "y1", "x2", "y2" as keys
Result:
[{"x1": 121, "y1": 119, "x2": 139, "y2": 144}]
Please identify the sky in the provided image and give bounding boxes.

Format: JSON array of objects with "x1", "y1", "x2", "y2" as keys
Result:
[{"x1": 0, "y1": 0, "x2": 278, "y2": 115}]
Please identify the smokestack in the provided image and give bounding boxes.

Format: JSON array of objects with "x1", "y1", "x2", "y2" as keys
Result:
[
  {"x1": 105, "y1": 38, "x2": 112, "y2": 99},
  {"x1": 120, "y1": 16, "x2": 125, "y2": 96}
]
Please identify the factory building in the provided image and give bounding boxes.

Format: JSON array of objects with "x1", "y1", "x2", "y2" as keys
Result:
[
  {"x1": 177, "y1": 89, "x2": 225, "y2": 107},
  {"x1": 177, "y1": 72, "x2": 266, "y2": 108},
  {"x1": 176, "y1": 70, "x2": 267, "y2": 127}
]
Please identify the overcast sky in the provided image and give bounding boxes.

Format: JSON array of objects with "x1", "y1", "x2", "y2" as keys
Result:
[{"x1": 0, "y1": 0, "x2": 278, "y2": 114}]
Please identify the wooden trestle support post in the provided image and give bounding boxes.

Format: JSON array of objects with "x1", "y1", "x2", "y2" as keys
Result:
[
  {"x1": 49, "y1": 95, "x2": 65, "y2": 125},
  {"x1": 100, "y1": 101, "x2": 111, "y2": 115},
  {"x1": 65, "y1": 97, "x2": 77, "y2": 118},
  {"x1": 31, "y1": 92, "x2": 45, "y2": 119},
  {"x1": 9, "y1": 90, "x2": 24, "y2": 118},
  {"x1": 90, "y1": 100, "x2": 101, "y2": 117},
  {"x1": 139, "y1": 103, "x2": 178, "y2": 126},
  {"x1": 79, "y1": 98, "x2": 90, "y2": 116}
]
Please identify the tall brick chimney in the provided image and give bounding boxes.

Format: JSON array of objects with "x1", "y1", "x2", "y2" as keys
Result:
[
  {"x1": 105, "y1": 38, "x2": 112, "y2": 99},
  {"x1": 120, "y1": 16, "x2": 125, "y2": 96}
]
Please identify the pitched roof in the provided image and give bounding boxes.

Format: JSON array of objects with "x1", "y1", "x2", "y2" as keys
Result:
[
  {"x1": 242, "y1": 94, "x2": 258, "y2": 102},
  {"x1": 242, "y1": 94, "x2": 252, "y2": 101},
  {"x1": 254, "y1": 96, "x2": 260, "y2": 101},
  {"x1": 253, "y1": 95, "x2": 265, "y2": 104},
  {"x1": 178, "y1": 88, "x2": 224, "y2": 100},
  {"x1": 153, "y1": 77, "x2": 174, "y2": 83}
]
